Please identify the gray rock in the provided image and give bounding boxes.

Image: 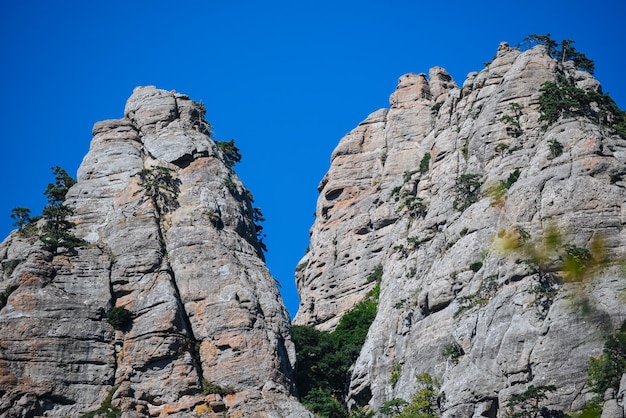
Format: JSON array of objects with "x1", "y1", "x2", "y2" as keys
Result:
[
  {"x1": 0, "y1": 87, "x2": 311, "y2": 417},
  {"x1": 296, "y1": 42, "x2": 626, "y2": 416}
]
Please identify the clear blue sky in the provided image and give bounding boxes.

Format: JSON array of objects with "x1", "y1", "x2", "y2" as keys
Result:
[{"x1": 1, "y1": 0, "x2": 625, "y2": 318}]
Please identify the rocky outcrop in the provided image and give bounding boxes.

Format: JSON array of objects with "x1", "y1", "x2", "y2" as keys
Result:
[
  {"x1": 295, "y1": 42, "x2": 626, "y2": 415},
  {"x1": 0, "y1": 86, "x2": 311, "y2": 417}
]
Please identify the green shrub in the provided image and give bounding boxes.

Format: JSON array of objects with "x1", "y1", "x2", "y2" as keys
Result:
[
  {"x1": 216, "y1": 139, "x2": 242, "y2": 168},
  {"x1": 548, "y1": 139, "x2": 564, "y2": 159},
  {"x1": 367, "y1": 264, "x2": 383, "y2": 283},
  {"x1": 442, "y1": 342, "x2": 464, "y2": 364},
  {"x1": 397, "y1": 373, "x2": 442, "y2": 418},
  {"x1": 80, "y1": 385, "x2": 121, "y2": 418},
  {"x1": 0, "y1": 285, "x2": 17, "y2": 310},
  {"x1": 302, "y1": 387, "x2": 347, "y2": 418},
  {"x1": 134, "y1": 166, "x2": 179, "y2": 215},
  {"x1": 587, "y1": 324, "x2": 626, "y2": 397},
  {"x1": 419, "y1": 153, "x2": 431, "y2": 174},
  {"x1": 431, "y1": 101, "x2": 444, "y2": 115},
  {"x1": 39, "y1": 167, "x2": 86, "y2": 253},
  {"x1": 469, "y1": 261, "x2": 483, "y2": 272},
  {"x1": 106, "y1": 306, "x2": 132, "y2": 330},
  {"x1": 293, "y1": 293, "x2": 378, "y2": 408},
  {"x1": 380, "y1": 398, "x2": 409, "y2": 416},
  {"x1": 390, "y1": 363, "x2": 402, "y2": 387},
  {"x1": 538, "y1": 74, "x2": 626, "y2": 137},
  {"x1": 505, "y1": 385, "x2": 559, "y2": 418},
  {"x1": 453, "y1": 174, "x2": 482, "y2": 211},
  {"x1": 202, "y1": 380, "x2": 236, "y2": 396}
]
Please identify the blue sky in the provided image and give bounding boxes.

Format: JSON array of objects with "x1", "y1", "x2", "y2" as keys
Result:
[{"x1": 1, "y1": 0, "x2": 625, "y2": 318}]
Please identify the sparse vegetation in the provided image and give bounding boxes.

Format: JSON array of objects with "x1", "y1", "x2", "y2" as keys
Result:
[
  {"x1": 202, "y1": 380, "x2": 237, "y2": 396},
  {"x1": 431, "y1": 101, "x2": 444, "y2": 115},
  {"x1": 390, "y1": 363, "x2": 402, "y2": 387},
  {"x1": 80, "y1": 385, "x2": 122, "y2": 418},
  {"x1": 548, "y1": 139, "x2": 564, "y2": 159},
  {"x1": 501, "y1": 102, "x2": 524, "y2": 137},
  {"x1": 216, "y1": 139, "x2": 242, "y2": 168},
  {"x1": 587, "y1": 323, "x2": 626, "y2": 398},
  {"x1": 538, "y1": 74, "x2": 626, "y2": 137},
  {"x1": 454, "y1": 275, "x2": 498, "y2": 318},
  {"x1": 39, "y1": 166, "x2": 86, "y2": 254},
  {"x1": 419, "y1": 153, "x2": 431, "y2": 174},
  {"x1": 453, "y1": 174, "x2": 482, "y2": 211},
  {"x1": 0, "y1": 285, "x2": 17, "y2": 310},
  {"x1": 106, "y1": 306, "x2": 133, "y2": 330},
  {"x1": 292, "y1": 275, "x2": 379, "y2": 413},
  {"x1": 504, "y1": 384, "x2": 560, "y2": 418},
  {"x1": 488, "y1": 169, "x2": 521, "y2": 205},
  {"x1": 469, "y1": 261, "x2": 483, "y2": 272},
  {"x1": 442, "y1": 341, "x2": 464, "y2": 364},
  {"x1": 10, "y1": 207, "x2": 31, "y2": 231},
  {"x1": 381, "y1": 373, "x2": 443, "y2": 417},
  {"x1": 134, "y1": 166, "x2": 180, "y2": 215}
]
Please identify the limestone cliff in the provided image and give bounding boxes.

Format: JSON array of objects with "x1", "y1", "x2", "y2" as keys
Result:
[
  {"x1": 295, "y1": 43, "x2": 626, "y2": 415},
  {"x1": 0, "y1": 87, "x2": 312, "y2": 417}
]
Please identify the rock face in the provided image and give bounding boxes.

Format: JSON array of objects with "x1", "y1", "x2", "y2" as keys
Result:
[
  {"x1": 0, "y1": 86, "x2": 312, "y2": 417},
  {"x1": 295, "y1": 43, "x2": 626, "y2": 415}
]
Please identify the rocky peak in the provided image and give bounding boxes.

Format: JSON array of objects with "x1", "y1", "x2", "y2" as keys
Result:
[
  {"x1": 295, "y1": 42, "x2": 626, "y2": 416},
  {"x1": 0, "y1": 86, "x2": 311, "y2": 417}
]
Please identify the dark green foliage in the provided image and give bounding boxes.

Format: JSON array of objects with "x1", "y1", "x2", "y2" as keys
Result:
[
  {"x1": 192, "y1": 100, "x2": 207, "y2": 117},
  {"x1": 501, "y1": 102, "x2": 524, "y2": 137},
  {"x1": 548, "y1": 139, "x2": 564, "y2": 159},
  {"x1": 403, "y1": 170, "x2": 419, "y2": 184},
  {"x1": 505, "y1": 384, "x2": 557, "y2": 418},
  {"x1": 333, "y1": 299, "x2": 377, "y2": 352},
  {"x1": 453, "y1": 174, "x2": 482, "y2": 211},
  {"x1": 253, "y1": 206, "x2": 267, "y2": 252},
  {"x1": 45, "y1": 166, "x2": 76, "y2": 203},
  {"x1": 380, "y1": 398, "x2": 409, "y2": 416},
  {"x1": 80, "y1": 385, "x2": 122, "y2": 418},
  {"x1": 10, "y1": 207, "x2": 31, "y2": 230},
  {"x1": 504, "y1": 169, "x2": 521, "y2": 189},
  {"x1": 469, "y1": 261, "x2": 483, "y2": 272},
  {"x1": 134, "y1": 166, "x2": 179, "y2": 214},
  {"x1": 216, "y1": 139, "x2": 242, "y2": 168},
  {"x1": 301, "y1": 388, "x2": 347, "y2": 418},
  {"x1": 538, "y1": 75, "x2": 626, "y2": 137},
  {"x1": 419, "y1": 153, "x2": 431, "y2": 174},
  {"x1": 40, "y1": 167, "x2": 86, "y2": 253},
  {"x1": 398, "y1": 193, "x2": 428, "y2": 219},
  {"x1": 431, "y1": 101, "x2": 443, "y2": 115},
  {"x1": 293, "y1": 291, "x2": 378, "y2": 410},
  {"x1": 522, "y1": 34, "x2": 594, "y2": 74},
  {"x1": 367, "y1": 264, "x2": 383, "y2": 283},
  {"x1": 587, "y1": 324, "x2": 626, "y2": 397},
  {"x1": 560, "y1": 245, "x2": 593, "y2": 282},
  {"x1": 442, "y1": 341, "x2": 464, "y2": 364},
  {"x1": 0, "y1": 285, "x2": 17, "y2": 310},
  {"x1": 454, "y1": 275, "x2": 498, "y2": 318},
  {"x1": 396, "y1": 373, "x2": 443, "y2": 418},
  {"x1": 202, "y1": 380, "x2": 237, "y2": 396},
  {"x1": 106, "y1": 306, "x2": 132, "y2": 330}
]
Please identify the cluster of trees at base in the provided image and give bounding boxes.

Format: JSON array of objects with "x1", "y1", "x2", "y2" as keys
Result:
[{"x1": 292, "y1": 283, "x2": 379, "y2": 417}]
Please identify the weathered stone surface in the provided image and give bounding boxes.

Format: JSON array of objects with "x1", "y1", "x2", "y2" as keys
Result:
[
  {"x1": 296, "y1": 42, "x2": 626, "y2": 415},
  {"x1": 0, "y1": 86, "x2": 311, "y2": 417}
]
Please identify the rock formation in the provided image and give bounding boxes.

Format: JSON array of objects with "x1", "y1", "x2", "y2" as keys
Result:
[
  {"x1": 0, "y1": 86, "x2": 312, "y2": 417},
  {"x1": 295, "y1": 42, "x2": 626, "y2": 416}
]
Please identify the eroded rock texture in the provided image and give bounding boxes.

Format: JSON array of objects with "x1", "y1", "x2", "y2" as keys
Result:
[
  {"x1": 295, "y1": 43, "x2": 626, "y2": 416},
  {"x1": 0, "y1": 86, "x2": 311, "y2": 417}
]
